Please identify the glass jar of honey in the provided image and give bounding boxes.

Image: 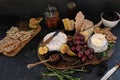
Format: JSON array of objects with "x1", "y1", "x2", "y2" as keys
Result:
[{"x1": 44, "y1": 6, "x2": 60, "y2": 28}]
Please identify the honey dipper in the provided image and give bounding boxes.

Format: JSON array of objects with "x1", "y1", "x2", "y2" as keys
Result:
[{"x1": 27, "y1": 54, "x2": 60, "y2": 69}]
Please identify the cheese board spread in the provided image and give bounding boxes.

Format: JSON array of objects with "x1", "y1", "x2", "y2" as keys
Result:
[{"x1": 36, "y1": 11, "x2": 117, "y2": 70}]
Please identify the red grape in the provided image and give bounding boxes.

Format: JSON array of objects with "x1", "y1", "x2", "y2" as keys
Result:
[
  {"x1": 78, "y1": 51, "x2": 83, "y2": 58},
  {"x1": 88, "y1": 48, "x2": 94, "y2": 54},
  {"x1": 80, "y1": 41, "x2": 84, "y2": 45},
  {"x1": 73, "y1": 40, "x2": 77, "y2": 45},
  {"x1": 66, "y1": 32, "x2": 95, "y2": 63},
  {"x1": 74, "y1": 36, "x2": 80, "y2": 40},
  {"x1": 84, "y1": 49, "x2": 91, "y2": 56},
  {"x1": 74, "y1": 33, "x2": 81, "y2": 40},
  {"x1": 80, "y1": 35, "x2": 85, "y2": 41},
  {"x1": 74, "y1": 33, "x2": 80, "y2": 37},
  {"x1": 71, "y1": 46, "x2": 76, "y2": 51},
  {"x1": 76, "y1": 45, "x2": 81, "y2": 51},
  {"x1": 88, "y1": 54, "x2": 94, "y2": 60},
  {"x1": 82, "y1": 55, "x2": 87, "y2": 62},
  {"x1": 83, "y1": 44, "x2": 88, "y2": 49},
  {"x1": 76, "y1": 39, "x2": 81, "y2": 45}
]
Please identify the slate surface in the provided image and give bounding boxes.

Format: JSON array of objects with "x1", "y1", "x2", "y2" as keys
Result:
[{"x1": 0, "y1": 16, "x2": 120, "y2": 80}]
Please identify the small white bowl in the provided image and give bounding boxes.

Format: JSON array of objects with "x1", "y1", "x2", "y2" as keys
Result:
[{"x1": 101, "y1": 11, "x2": 120, "y2": 28}]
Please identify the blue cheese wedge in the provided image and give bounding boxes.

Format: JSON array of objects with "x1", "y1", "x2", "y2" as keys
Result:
[
  {"x1": 43, "y1": 32, "x2": 67, "y2": 51},
  {"x1": 88, "y1": 33, "x2": 108, "y2": 53}
]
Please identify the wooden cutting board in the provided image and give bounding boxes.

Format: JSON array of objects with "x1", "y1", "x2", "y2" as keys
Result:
[{"x1": 2, "y1": 22, "x2": 41, "y2": 57}]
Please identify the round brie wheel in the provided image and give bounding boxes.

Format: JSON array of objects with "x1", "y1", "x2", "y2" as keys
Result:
[
  {"x1": 43, "y1": 31, "x2": 67, "y2": 51},
  {"x1": 88, "y1": 33, "x2": 108, "y2": 53}
]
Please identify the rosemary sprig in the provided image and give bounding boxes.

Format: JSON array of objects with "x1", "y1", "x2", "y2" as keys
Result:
[{"x1": 42, "y1": 67, "x2": 82, "y2": 80}]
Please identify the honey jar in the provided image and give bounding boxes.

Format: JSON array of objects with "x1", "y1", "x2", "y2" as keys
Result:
[{"x1": 44, "y1": 6, "x2": 60, "y2": 28}]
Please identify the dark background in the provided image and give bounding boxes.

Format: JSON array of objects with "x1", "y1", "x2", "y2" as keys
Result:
[
  {"x1": 0, "y1": 0, "x2": 120, "y2": 16},
  {"x1": 0, "y1": 0, "x2": 120, "y2": 80},
  {"x1": 0, "y1": 0, "x2": 120, "y2": 25}
]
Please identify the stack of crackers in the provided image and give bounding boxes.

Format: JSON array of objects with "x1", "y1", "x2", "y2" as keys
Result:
[
  {"x1": 75, "y1": 11, "x2": 94, "y2": 32},
  {"x1": 0, "y1": 26, "x2": 35, "y2": 55}
]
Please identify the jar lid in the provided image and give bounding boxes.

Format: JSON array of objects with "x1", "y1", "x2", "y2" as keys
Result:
[
  {"x1": 67, "y1": 1, "x2": 76, "y2": 9},
  {"x1": 45, "y1": 6, "x2": 57, "y2": 17}
]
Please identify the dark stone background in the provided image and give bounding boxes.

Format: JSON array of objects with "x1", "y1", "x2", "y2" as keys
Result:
[
  {"x1": 0, "y1": 0, "x2": 120, "y2": 80},
  {"x1": 0, "y1": 0, "x2": 120, "y2": 16}
]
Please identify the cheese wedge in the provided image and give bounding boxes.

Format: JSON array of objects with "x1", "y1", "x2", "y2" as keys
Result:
[{"x1": 80, "y1": 27, "x2": 94, "y2": 41}]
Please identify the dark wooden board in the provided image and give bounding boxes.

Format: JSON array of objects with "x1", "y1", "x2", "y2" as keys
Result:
[{"x1": 38, "y1": 46, "x2": 114, "y2": 70}]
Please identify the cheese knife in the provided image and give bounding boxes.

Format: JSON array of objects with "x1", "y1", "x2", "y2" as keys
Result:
[
  {"x1": 40, "y1": 30, "x2": 60, "y2": 47},
  {"x1": 101, "y1": 63, "x2": 120, "y2": 80}
]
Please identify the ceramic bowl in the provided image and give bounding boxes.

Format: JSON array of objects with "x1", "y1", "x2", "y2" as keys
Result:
[{"x1": 101, "y1": 11, "x2": 120, "y2": 28}]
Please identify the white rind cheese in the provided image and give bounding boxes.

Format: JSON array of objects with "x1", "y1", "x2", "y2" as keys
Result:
[
  {"x1": 43, "y1": 32, "x2": 67, "y2": 51},
  {"x1": 88, "y1": 33, "x2": 108, "y2": 53}
]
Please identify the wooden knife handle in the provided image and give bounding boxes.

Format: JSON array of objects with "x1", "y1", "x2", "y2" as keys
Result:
[
  {"x1": 40, "y1": 36, "x2": 54, "y2": 47},
  {"x1": 40, "y1": 31, "x2": 60, "y2": 47}
]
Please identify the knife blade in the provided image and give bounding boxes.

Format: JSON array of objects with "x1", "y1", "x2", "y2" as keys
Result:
[
  {"x1": 40, "y1": 31, "x2": 60, "y2": 47},
  {"x1": 101, "y1": 64, "x2": 120, "y2": 80}
]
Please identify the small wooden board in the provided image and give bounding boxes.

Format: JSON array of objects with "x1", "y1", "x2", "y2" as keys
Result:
[{"x1": 3, "y1": 23, "x2": 41, "y2": 57}]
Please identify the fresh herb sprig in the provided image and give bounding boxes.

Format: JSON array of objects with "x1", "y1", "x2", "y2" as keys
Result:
[
  {"x1": 42, "y1": 67, "x2": 84, "y2": 80},
  {"x1": 101, "y1": 43, "x2": 114, "y2": 58}
]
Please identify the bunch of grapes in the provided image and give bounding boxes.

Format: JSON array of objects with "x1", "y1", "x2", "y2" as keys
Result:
[{"x1": 67, "y1": 33, "x2": 94, "y2": 62}]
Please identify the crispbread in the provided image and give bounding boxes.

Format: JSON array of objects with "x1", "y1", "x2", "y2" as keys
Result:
[
  {"x1": 75, "y1": 11, "x2": 85, "y2": 32},
  {"x1": 0, "y1": 37, "x2": 20, "y2": 53},
  {"x1": 3, "y1": 39, "x2": 20, "y2": 53},
  {"x1": 6, "y1": 26, "x2": 19, "y2": 34},
  {"x1": 83, "y1": 19, "x2": 94, "y2": 31},
  {"x1": 0, "y1": 26, "x2": 35, "y2": 55},
  {"x1": 6, "y1": 27, "x2": 35, "y2": 42},
  {"x1": 75, "y1": 11, "x2": 94, "y2": 32}
]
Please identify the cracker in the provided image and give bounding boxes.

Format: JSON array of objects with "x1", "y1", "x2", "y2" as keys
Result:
[{"x1": 6, "y1": 26, "x2": 19, "y2": 34}]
